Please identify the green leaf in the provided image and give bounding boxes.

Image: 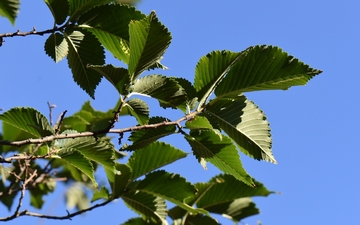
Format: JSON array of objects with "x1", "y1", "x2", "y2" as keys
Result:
[
  {"x1": 44, "y1": 0, "x2": 69, "y2": 25},
  {"x1": 205, "y1": 96, "x2": 275, "y2": 163},
  {"x1": 128, "y1": 141, "x2": 187, "y2": 180},
  {"x1": 58, "y1": 148, "x2": 96, "y2": 185},
  {"x1": 182, "y1": 215, "x2": 220, "y2": 225},
  {"x1": 88, "y1": 64, "x2": 130, "y2": 95},
  {"x1": 122, "y1": 191, "x2": 167, "y2": 224},
  {"x1": 133, "y1": 170, "x2": 206, "y2": 215},
  {"x1": 185, "y1": 116, "x2": 213, "y2": 130},
  {"x1": 0, "y1": 0, "x2": 20, "y2": 25},
  {"x1": 196, "y1": 174, "x2": 273, "y2": 221},
  {"x1": 172, "y1": 77, "x2": 198, "y2": 112},
  {"x1": 0, "y1": 107, "x2": 54, "y2": 138},
  {"x1": 68, "y1": 0, "x2": 113, "y2": 22},
  {"x1": 91, "y1": 186, "x2": 110, "y2": 202},
  {"x1": 122, "y1": 117, "x2": 176, "y2": 151},
  {"x1": 78, "y1": 4, "x2": 146, "y2": 63},
  {"x1": 128, "y1": 11, "x2": 171, "y2": 81},
  {"x1": 44, "y1": 32, "x2": 69, "y2": 63},
  {"x1": 65, "y1": 29, "x2": 105, "y2": 98},
  {"x1": 215, "y1": 45, "x2": 323, "y2": 98},
  {"x1": 121, "y1": 98, "x2": 149, "y2": 125},
  {"x1": 185, "y1": 130, "x2": 254, "y2": 186},
  {"x1": 131, "y1": 75, "x2": 187, "y2": 109},
  {"x1": 109, "y1": 163, "x2": 131, "y2": 198},
  {"x1": 194, "y1": 50, "x2": 243, "y2": 110}
]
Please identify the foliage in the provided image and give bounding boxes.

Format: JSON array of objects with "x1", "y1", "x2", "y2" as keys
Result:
[{"x1": 0, "y1": 0, "x2": 322, "y2": 224}]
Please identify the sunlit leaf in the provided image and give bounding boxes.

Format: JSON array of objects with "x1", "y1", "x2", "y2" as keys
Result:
[
  {"x1": 0, "y1": 107, "x2": 54, "y2": 138},
  {"x1": 215, "y1": 45, "x2": 322, "y2": 98},
  {"x1": 205, "y1": 96, "x2": 275, "y2": 163},
  {"x1": 78, "y1": 4, "x2": 145, "y2": 63},
  {"x1": 128, "y1": 11, "x2": 171, "y2": 80},
  {"x1": 185, "y1": 116, "x2": 213, "y2": 130},
  {"x1": 91, "y1": 186, "x2": 110, "y2": 202},
  {"x1": 68, "y1": 0, "x2": 113, "y2": 22},
  {"x1": 121, "y1": 98, "x2": 149, "y2": 125},
  {"x1": 128, "y1": 141, "x2": 187, "y2": 180},
  {"x1": 185, "y1": 130, "x2": 254, "y2": 186},
  {"x1": 65, "y1": 182, "x2": 89, "y2": 210},
  {"x1": 65, "y1": 29, "x2": 105, "y2": 98},
  {"x1": 44, "y1": 33, "x2": 69, "y2": 63}
]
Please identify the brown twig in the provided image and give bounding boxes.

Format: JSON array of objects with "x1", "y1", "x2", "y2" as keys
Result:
[
  {"x1": 0, "y1": 24, "x2": 71, "y2": 39},
  {"x1": 54, "y1": 110, "x2": 67, "y2": 134}
]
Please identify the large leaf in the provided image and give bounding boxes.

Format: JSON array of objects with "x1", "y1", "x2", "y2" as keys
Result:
[
  {"x1": 128, "y1": 141, "x2": 187, "y2": 180},
  {"x1": 131, "y1": 75, "x2": 187, "y2": 109},
  {"x1": 185, "y1": 130, "x2": 254, "y2": 186},
  {"x1": 78, "y1": 4, "x2": 146, "y2": 63},
  {"x1": 215, "y1": 45, "x2": 322, "y2": 98},
  {"x1": 194, "y1": 50, "x2": 243, "y2": 109},
  {"x1": 133, "y1": 170, "x2": 207, "y2": 215},
  {"x1": 44, "y1": 32, "x2": 69, "y2": 63},
  {"x1": 0, "y1": 0, "x2": 19, "y2": 25},
  {"x1": 122, "y1": 191, "x2": 167, "y2": 224},
  {"x1": 128, "y1": 11, "x2": 171, "y2": 81},
  {"x1": 65, "y1": 29, "x2": 105, "y2": 98},
  {"x1": 122, "y1": 117, "x2": 176, "y2": 151},
  {"x1": 68, "y1": 0, "x2": 113, "y2": 22},
  {"x1": 44, "y1": 0, "x2": 69, "y2": 25},
  {"x1": 205, "y1": 96, "x2": 275, "y2": 163},
  {"x1": 88, "y1": 64, "x2": 130, "y2": 95},
  {"x1": 0, "y1": 107, "x2": 54, "y2": 138},
  {"x1": 121, "y1": 98, "x2": 149, "y2": 125}
]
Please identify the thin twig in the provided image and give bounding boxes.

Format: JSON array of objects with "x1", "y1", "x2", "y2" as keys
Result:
[
  {"x1": 0, "y1": 24, "x2": 71, "y2": 39},
  {"x1": 54, "y1": 110, "x2": 67, "y2": 134}
]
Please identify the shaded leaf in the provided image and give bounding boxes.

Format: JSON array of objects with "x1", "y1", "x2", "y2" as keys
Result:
[
  {"x1": 128, "y1": 141, "x2": 187, "y2": 180},
  {"x1": 132, "y1": 75, "x2": 186, "y2": 109},
  {"x1": 0, "y1": 107, "x2": 54, "y2": 138},
  {"x1": 133, "y1": 170, "x2": 206, "y2": 215},
  {"x1": 172, "y1": 77, "x2": 198, "y2": 112},
  {"x1": 44, "y1": 0, "x2": 69, "y2": 25},
  {"x1": 109, "y1": 163, "x2": 131, "y2": 198},
  {"x1": 68, "y1": 0, "x2": 113, "y2": 22},
  {"x1": 122, "y1": 117, "x2": 176, "y2": 151},
  {"x1": 44, "y1": 32, "x2": 68, "y2": 63},
  {"x1": 0, "y1": 0, "x2": 19, "y2": 25},
  {"x1": 91, "y1": 186, "x2": 110, "y2": 202},
  {"x1": 185, "y1": 130, "x2": 254, "y2": 186},
  {"x1": 88, "y1": 64, "x2": 130, "y2": 95},
  {"x1": 205, "y1": 96, "x2": 275, "y2": 163},
  {"x1": 128, "y1": 11, "x2": 171, "y2": 80},
  {"x1": 215, "y1": 45, "x2": 322, "y2": 98},
  {"x1": 122, "y1": 191, "x2": 167, "y2": 224},
  {"x1": 65, "y1": 29, "x2": 105, "y2": 98},
  {"x1": 122, "y1": 218, "x2": 159, "y2": 225},
  {"x1": 78, "y1": 4, "x2": 145, "y2": 63},
  {"x1": 122, "y1": 98, "x2": 149, "y2": 125},
  {"x1": 182, "y1": 215, "x2": 220, "y2": 225}
]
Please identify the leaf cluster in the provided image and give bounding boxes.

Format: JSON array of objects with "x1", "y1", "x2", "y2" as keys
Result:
[{"x1": 0, "y1": 1, "x2": 322, "y2": 224}]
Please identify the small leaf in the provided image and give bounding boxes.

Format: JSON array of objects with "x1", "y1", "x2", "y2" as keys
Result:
[
  {"x1": 65, "y1": 29, "x2": 105, "y2": 98},
  {"x1": 65, "y1": 182, "x2": 89, "y2": 210},
  {"x1": 122, "y1": 98, "x2": 149, "y2": 125},
  {"x1": 205, "y1": 96, "x2": 275, "y2": 163},
  {"x1": 185, "y1": 116, "x2": 213, "y2": 130},
  {"x1": 44, "y1": 33, "x2": 69, "y2": 63},
  {"x1": 122, "y1": 117, "x2": 176, "y2": 151},
  {"x1": 78, "y1": 4, "x2": 146, "y2": 63},
  {"x1": 122, "y1": 191, "x2": 167, "y2": 224},
  {"x1": 128, "y1": 11, "x2": 171, "y2": 80},
  {"x1": 109, "y1": 163, "x2": 131, "y2": 198},
  {"x1": 88, "y1": 64, "x2": 130, "y2": 95},
  {"x1": 215, "y1": 45, "x2": 323, "y2": 97},
  {"x1": 132, "y1": 75, "x2": 187, "y2": 109},
  {"x1": 44, "y1": 0, "x2": 69, "y2": 25},
  {"x1": 0, "y1": 0, "x2": 20, "y2": 25},
  {"x1": 122, "y1": 218, "x2": 159, "y2": 225},
  {"x1": 0, "y1": 107, "x2": 54, "y2": 138},
  {"x1": 128, "y1": 141, "x2": 187, "y2": 180},
  {"x1": 185, "y1": 130, "x2": 254, "y2": 186},
  {"x1": 91, "y1": 186, "x2": 110, "y2": 202},
  {"x1": 172, "y1": 77, "x2": 198, "y2": 112}
]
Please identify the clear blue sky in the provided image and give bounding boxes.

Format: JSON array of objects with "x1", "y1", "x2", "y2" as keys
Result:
[{"x1": 1, "y1": 1, "x2": 359, "y2": 224}]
